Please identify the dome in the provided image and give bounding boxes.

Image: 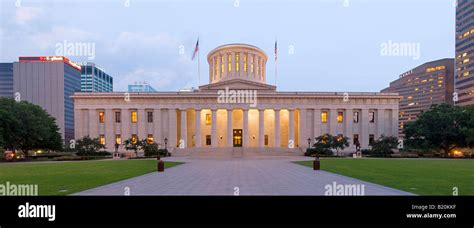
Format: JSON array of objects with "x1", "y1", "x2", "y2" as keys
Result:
[{"x1": 207, "y1": 43, "x2": 268, "y2": 84}]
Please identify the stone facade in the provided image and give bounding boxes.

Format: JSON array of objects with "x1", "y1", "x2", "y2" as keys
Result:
[{"x1": 72, "y1": 44, "x2": 400, "y2": 156}]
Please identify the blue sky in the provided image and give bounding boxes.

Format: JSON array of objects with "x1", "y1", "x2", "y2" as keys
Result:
[{"x1": 0, "y1": 0, "x2": 455, "y2": 92}]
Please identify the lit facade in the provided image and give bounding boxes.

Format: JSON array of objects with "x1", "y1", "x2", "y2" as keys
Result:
[
  {"x1": 455, "y1": 0, "x2": 474, "y2": 105},
  {"x1": 73, "y1": 44, "x2": 399, "y2": 157},
  {"x1": 381, "y1": 58, "x2": 454, "y2": 137}
]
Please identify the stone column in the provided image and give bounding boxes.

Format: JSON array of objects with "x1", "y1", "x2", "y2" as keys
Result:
[
  {"x1": 298, "y1": 109, "x2": 306, "y2": 148},
  {"x1": 329, "y1": 108, "x2": 338, "y2": 136},
  {"x1": 274, "y1": 109, "x2": 281, "y2": 148},
  {"x1": 377, "y1": 109, "x2": 385, "y2": 138},
  {"x1": 391, "y1": 109, "x2": 398, "y2": 137},
  {"x1": 195, "y1": 109, "x2": 201, "y2": 148},
  {"x1": 168, "y1": 109, "x2": 177, "y2": 148},
  {"x1": 361, "y1": 109, "x2": 369, "y2": 149},
  {"x1": 122, "y1": 109, "x2": 130, "y2": 144},
  {"x1": 289, "y1": 109, "x2": 295, "y2": 147},
  {"x1": 345, "y1": 109, "x2": 353, "y2": 146},
  {"x1": 211, "y1": 109, "x2": 218, "y2": 148},
  {"x1": 137, "y1": 109, "x2": 147, "y2": 141},
  {"x1": 180, "y1": 109, "x2": 187, "y2": 148},
  {"x1": 227, "y1": 109, "x2": 233, "y2": 147},
  {"x1": 105, "y1": 109, "x2": 115, "y2": 151},
  {"x1": 153, "y1": 109, "x2": 162, "y2": 146},
  {"x1": 313, "y1": 109, "x2": 321, "y2": 139},
  {"x1": 88, "y1": 109, "x2": 98, "y2": 137},
  {"x1": 243, "y1": 109, "x2": 249, "y2": 147},
  {"x1": 259, "y1": 109, "x2": 265, "y2": 148}
]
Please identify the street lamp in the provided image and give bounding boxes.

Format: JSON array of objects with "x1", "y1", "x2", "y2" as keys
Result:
[
  {"x1": 307, "y1": 137, "x2": 311, "y2": 148},
  {"x1": 164, "y1": 137, "x2": 168, "y2": 150}
]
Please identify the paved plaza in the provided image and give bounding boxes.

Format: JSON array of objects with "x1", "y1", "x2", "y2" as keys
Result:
[{"x1": 74, "y1": 156, "x2": 414, "y2": 196}]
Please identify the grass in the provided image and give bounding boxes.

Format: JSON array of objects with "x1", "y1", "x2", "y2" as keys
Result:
[
  {"x1": 295, "y1": 158, "x2": 474, "y2": 195},
  {"x1": 0, "y1": 159, "x2": 183, "y2": 195}
]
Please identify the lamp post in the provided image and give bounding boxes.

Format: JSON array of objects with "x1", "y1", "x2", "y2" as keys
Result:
[
  {"x1": 307, "y1": 137, "x2": 311, "y2": 148},
  {"x1": 164, "y1": 137, "x2": 168, "y2": 150}
]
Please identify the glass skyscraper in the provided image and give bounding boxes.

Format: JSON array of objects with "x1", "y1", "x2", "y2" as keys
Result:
[
  {"x1": 455, "y1": 0, "x2": 474, "y2": 105},
  {"x1": 0, "y1": 63, "x2": 13, "y2": 98},
  {"x1": 81, "y1": 63, "x2": 113, "y2": 92},
  {"x1": 128, "y1": 82, "x2": 156, "y2": 92}
]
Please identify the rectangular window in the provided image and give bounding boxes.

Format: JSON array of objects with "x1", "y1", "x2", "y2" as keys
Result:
[
  {"x1": 235, "y1": 53, "x2": 240, "y2": 72},
  {"x1": 353, "y1": 111, "x2": 359, "y2": 123},
  {"x1": 369, "y1": 111, "x2": 375, "y2": 123},
  {"x1": 99, "y1": 111, "x2": 105, "y2": 123},
  {"x1": 369, "y1": 134, "x2": 375, "y2": 146},
  {"x1": 337, "y1": 112, "x2": 344, "y2": 123},
  {"x1": 131, "y1": 134, "x2": 138, "y2": 144},
  {"x1": 115, "y1": 111, "x2": 121, "y2": 123},
  {"x1": 147, "y1": 134, "x2": 154, "y2": 144},
  {"x1": 147, "y1": 111, "x2": 153, "y2": 123},
  {"x1": 131, "y1": 111, "x2": 138, "y2": 123},
  {"x1": 321, "y1": 111, "x2": 328, "y2": 123},
  {"x1": 206, "y1": 135, "x2": 211, "y2": 145},
  {"x1": 99, "y1": 134, "x2": 105, "y2": 145},
  {"x1": 264, "y1": 135, "x2": 269, "y2": 146},
  {"x1": 353, "y1": 134, "x2": 359, "y2": 145},
  {"x1": 115, "y1": 134, "x2": 122, "y2": 145},
  {"x1": 205, "y1": 114, "x2": 211, "y2": 125}
]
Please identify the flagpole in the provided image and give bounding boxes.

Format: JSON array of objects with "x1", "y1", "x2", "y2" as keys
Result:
[{"x1": 198, "y1": 45, "x2": 200, "y2": 86}]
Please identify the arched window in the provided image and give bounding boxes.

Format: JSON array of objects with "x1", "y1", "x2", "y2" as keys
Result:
[
  {"x1": 227, "y1": 53, "x2": 232, "y2": 72},
  {"x1": 235, "y1": 53, "x2": 240, "y2": 72},
  {"x1": 243, "y1": 53, "x2": 247, "y2": 72}
]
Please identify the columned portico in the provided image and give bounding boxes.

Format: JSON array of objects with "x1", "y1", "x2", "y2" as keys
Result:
[{"x1": 72, "y1": 43, "x2": 400, "y2": 157}]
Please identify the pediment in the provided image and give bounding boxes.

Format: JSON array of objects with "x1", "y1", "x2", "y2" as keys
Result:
[{"x1": 199, "y1": 79, "x2": 276, "y2": 91}]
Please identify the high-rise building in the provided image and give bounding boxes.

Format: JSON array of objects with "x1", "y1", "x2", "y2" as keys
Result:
[
  {"x1": 0, "y1": 63, "x2": 14, "y2": 98},
  {"x1": 381, "y1": 58, "x2": 454, "y2": 136},
  {"x1": 13, "y1": 56, "x2": 82, "y2": 144},
  {"x1": 128, "y1": 82, "x2": 156, "y2": 92},
  {"x1": 81, "y1": 62, "x2": 113, "y2": 92},
  {"x1": 455, "y1": 0, "x2": 474, "y2": 106}
]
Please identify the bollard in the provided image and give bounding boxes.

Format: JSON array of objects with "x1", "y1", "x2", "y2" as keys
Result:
[
  {"x1": 157, "y1": 156, "x2": 165, "y2": 172},
  {"x1": 313, "y1": 156, "x2": 320, "y2": 170}
]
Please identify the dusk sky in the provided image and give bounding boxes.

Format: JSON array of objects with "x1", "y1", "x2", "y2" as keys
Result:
[{"x1": 0, "y1": 0, "x2": 455, "y2": 92}]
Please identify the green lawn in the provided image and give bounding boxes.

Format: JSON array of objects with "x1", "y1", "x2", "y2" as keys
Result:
[
  {"x1": 295, "y1": 158, "x2": 474, "y2": 195},
  {"x1": 0, "y1": 159, "x2": 183, "y2": 195}
]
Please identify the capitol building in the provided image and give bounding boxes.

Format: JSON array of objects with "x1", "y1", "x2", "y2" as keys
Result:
[{"x1": 72, "y1": 44, "x2": 400, "y2": 157}]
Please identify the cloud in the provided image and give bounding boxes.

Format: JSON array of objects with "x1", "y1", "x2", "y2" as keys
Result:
[
  {"x1": 109, "y1": 32, "x2": 179, "y2": 53},
  {"x1": 115, "y1": 67, "x2": 181, "y2": 92},
  {"x1": 15, "y1": 7, "x2": 43, "y2": 25},
  {"x1": 30, "y1": 26, "x2": 95, "y2": 50}
]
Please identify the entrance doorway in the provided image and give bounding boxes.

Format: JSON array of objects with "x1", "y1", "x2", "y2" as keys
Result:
[{"x1": 233, "y1": 129, "x2": 242, "y2": 147}]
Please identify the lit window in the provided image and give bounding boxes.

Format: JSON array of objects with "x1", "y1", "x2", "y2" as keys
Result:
[
  {"x1": 228, "y1": 53, "x2": 232, "y2": 72},
  {"x1": 115, "y1": 111, "x2": 121, "y2": 123},
  {"x1": 256, "y1": 58, "x2": 259, "y2": 76},
  {"x1": 147, "y1": 134, "x2": 154, "y2": 144},
  {"x1": 369, "y1": 111, "x2": 375, "y2": 123},
  {"x1": 250, "y1": 56, "x2": 254, "y2": 73},
  {"x1": 214, "y1": 58, "x2": 218, "y2": 78},
  {"x1": 464, "y1": 71, "x2": 470, "y2": 77},
  {"x1": 131, "y1": 111, "x2": 137, "y2": 123},
  {"x1": 221, "y1": 56, "x2": 224, "y2": 74},
  {"x1": 131, "y1": 134, "x2": 138, "y2": 144},
  {"x1": 353, "y1": 111, "x2": 359, "y2": 123},
  {"x1": 235, "y1": 53, "x2": 240, "y2": 72},
  {"x1": 337, "y1": 112, "x2": 343, "y2": 123},
  {"x1": 205, "y1": 114, "x2": 211, "y2": 125},
  {"x1": 115, "y1": 134, "x2": 122, "y2": 145},
  {"x1": 321, "y1": 111, "x2": 328, "y2": 123},
  {"x1": 243, "y1": 54, "x2": 247, "y2": 72},
  {"x1": 99, "y1": 134, "x2": 105, "y2": 145},
  {"x1": 99, "y1": 112, "x2": 105, "y2": 123},
  {"x1": 464, "y1": 58, "x2": 470, "y2": 64}
]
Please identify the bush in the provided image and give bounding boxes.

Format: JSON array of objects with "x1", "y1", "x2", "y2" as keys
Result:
[
  {"x1": 76, "y1": 151, "x2": 111, "y2": 157},
  {"x1": 304, "y1": 147, "x2": 333, "y2": 157}
]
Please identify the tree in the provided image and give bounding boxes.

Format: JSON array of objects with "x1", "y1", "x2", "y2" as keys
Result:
[
  {"x1": 463, "y1": 105, "x2": 474, "y2": 148},
  {"x1": 404, "y1": 103, "x2": 470, "y2": 157},
  {"x1": 75, "y1": 136, "x2": 106, "y2": 155},
  {"x1": 124, "y1": 137, "x2": 141, "y2": 157},
  {"x1": 0, "y1": 98, "x2": 62, "y2": 157},
  {"x1": 312, "y1": 134, "x2": 335, "y2": 156},
  {"x1": 332, "y1": 135, "x2": 350, "y2": 156},
  {"x1": 371, "y1": 135, "x2": 398, "y2": 157},
  {"x1": 141, "y1": 140, "x2": 160, "y2": 157}
]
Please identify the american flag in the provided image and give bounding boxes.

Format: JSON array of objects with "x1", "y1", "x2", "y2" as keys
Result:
[
  {"x1": 191, "y1": 38, "x2": 199, "y2": 60},
  {"x1": 274, "y1": 40, "x2": 278, "y2": 62}
]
